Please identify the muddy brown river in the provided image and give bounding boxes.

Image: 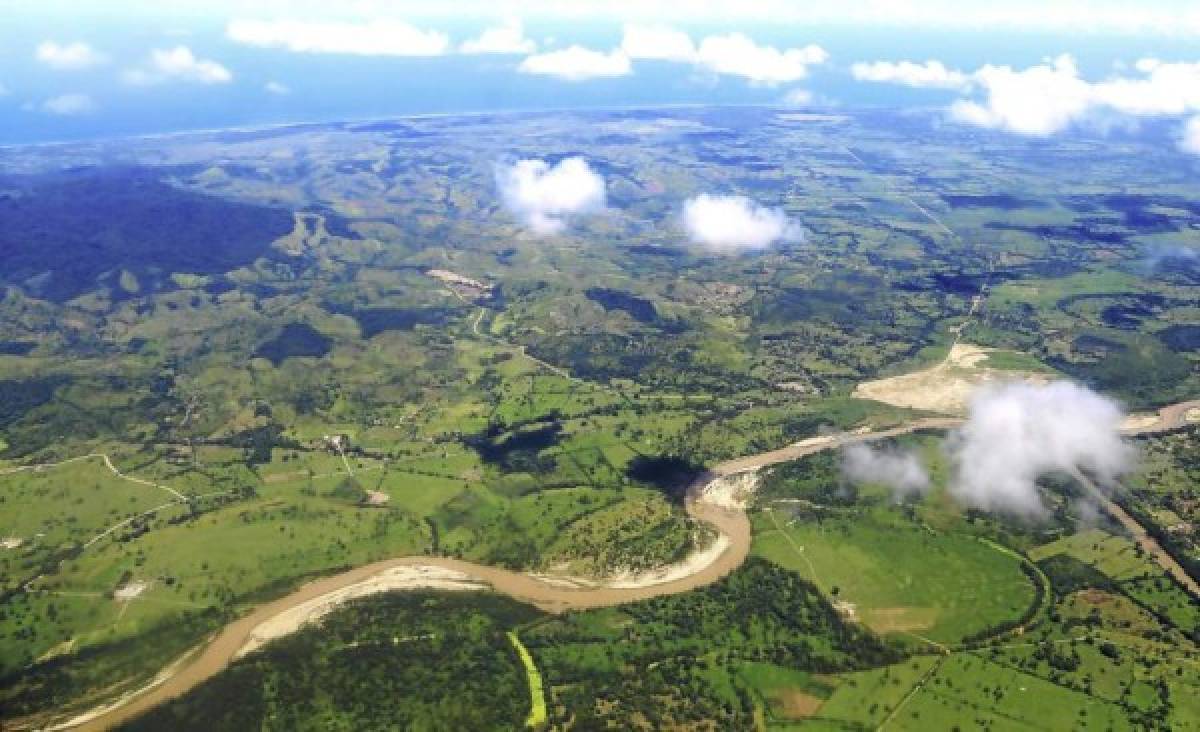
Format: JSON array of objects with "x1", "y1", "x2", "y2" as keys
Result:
[{"x1": 56, "y1": 404, "x2": 1199, "y2": 730}]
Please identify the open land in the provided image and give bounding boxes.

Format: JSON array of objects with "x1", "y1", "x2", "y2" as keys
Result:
[{"x1": 0, "y1": 106, "x2": 1198, "y2": 729}]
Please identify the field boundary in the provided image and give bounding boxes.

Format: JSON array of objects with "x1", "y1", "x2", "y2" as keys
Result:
[{"x1": 16, "y1": 397, "x2": 1199, "y2": 730}]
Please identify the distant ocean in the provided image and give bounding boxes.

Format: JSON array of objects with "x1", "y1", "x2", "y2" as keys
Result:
[{"x1": 0, "y1": 21, "x2": 1188, "y2": 146}]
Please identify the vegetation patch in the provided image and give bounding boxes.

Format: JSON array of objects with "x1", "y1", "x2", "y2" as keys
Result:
[
  {"x1": 625, "y1": 454, "x2": 704, "y2": 502},
  {"x1": 525, "y1": 558, "x2": 901, "y2": 730},
  {"x1": 507, "y1": 631, "x2": 547, "y2": 728},
  {"x1": 121, "y1": 591, "x2": 543, "y2": 732},
  {"x1": 253, "y1": 324, "x2": 333, "y2": 366},
  {"x1": 0, "y1": 167, "x2": 292, "y2": 303},
  {"x1": 753, "y1": 507, "x2": 1038, "y2": 644},
  {"x1": 0, "y1": 376, "x2": 66, "y2": 428}
]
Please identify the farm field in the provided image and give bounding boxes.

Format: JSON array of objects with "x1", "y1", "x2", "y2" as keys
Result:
[
  {"x1": 0, "y1": 104, "x2": 1197, "y2": 729},
  {"x1": 753, "y1": 510, "x2": 1038, "y2": 644}
]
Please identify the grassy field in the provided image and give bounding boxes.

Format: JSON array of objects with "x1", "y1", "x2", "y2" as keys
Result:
[
  {"x1": 812, "y1": 656, "x2": 941, "y2": 728},
  {"x1": 1029, "y1": 528, "x2": 1200, "y2": 632},
  {"x1": 507, "y1": 631, "x2": 547, "y2": 729},
  {"x1": 0, "y1": 402, "x2": 703, "y2": 719},
  {"x1": 753, "y1": 507, "x2": 1037, "y2": 645},
  {"x1": 0, "y1": 454, "x2": 192, "y2": 590},
  {"x1": 3, "y1": 105, "x2": 1200, "y2": 727}
]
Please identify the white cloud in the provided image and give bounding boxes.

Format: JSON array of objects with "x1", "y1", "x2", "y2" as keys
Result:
[
  {"x1": 842, "y1": 443, "x2": 931, "y2": 501},
  {"x1": 618, "y1": 26, "x2": 827, "y2": 84},
  {"x1": 946, "y1": 382, "x2": 1134, "y2": 517},
  {"x1": 850, "y1": 54, "x2": 1200, "y2": 144},
  {"x1": 949, "y1": 55, "x2": 1092, "y2": 136},
  {"x1": 308, "y1": 2, "x2": 1200, "y2": 37},
  {"x1": 1183, "y1": 116, "x2": 1200, "y2": 154},
  {"x1": 36, "y1": 41, "x2": 107, "y2": 70},
  {"x1": 518, "y1": 46, "x2": 631, "y2": 81},
  {"x1": 197, "y1": 3, "x2": 1198, "y2": 44},
  {"x1": 681, "y1": 194, "x2": 795, "y2": 251},
  {"x1": 226, "y1": 18, "x2": 448, "y2": 56},
  {"x1": 851, "y1": 59, "x2": 969, "y2": 90},
  {"x1": 42, "y1": 93, "x2": 95, "y2": 115},
  {"x1": 123, "y1": 46, "x2": 232, "y2": 85},
  {"x1": 943, "y1": 54, "x2": 1200, "y2": 137},
  {"x1": 694, "y1": 33, "x2": 827, "y2": 85},
  {"x1": 460, "y1": 18, "x2": 536, "y2": 54},
  {"x1": 1090, "y1": 58, "x2": 1200, "y2": 116},
  {"x1": 265, "y1": 80, "x2": 290, "y2": 95},
  {"x1": 620, "y1": 25, "x2": 696, "y2": 63},
  {"x1": 496, "y1": 157, "x2": 607, "y2": 235}
]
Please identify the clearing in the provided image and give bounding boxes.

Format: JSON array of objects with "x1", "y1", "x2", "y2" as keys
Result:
[
  {"x1": 853, "y1": 343, "x2": 1049, "y2": 415},
  {"x1": 507, "y1": 631, "x2": 547, "y2": 729}
]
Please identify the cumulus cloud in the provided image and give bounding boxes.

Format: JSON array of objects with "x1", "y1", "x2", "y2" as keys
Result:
[
  {"x1": 496, "y1": 157, "x2": 607, "y2": 234},
  {"x1": 226, "y1": 18, "x2": 448, "y2": 56},
  {"x1": 1091, "y1": 58, "x2": 1200, "y2": 115},
  {"x1": 1182, "y1": 115, "x2": 1200, "y2": 154},
  {"x1": 35, "y1": 41, "x2": 106, "y2": 70},
  {"x1": 617, "y1": 26, "x2": 827, "y2": 84},
  {"x1": 620, "y1": 25, "x2": 696, "y2": 63},
  {"x1": 460, "y1": 18, "x2": 536, "y2": 54},
  {"x1": 694, "y1": 33, "x2": 827, "y2": 85},
  {"x1": 851, "y1": 59, "x2": 969, "y2": 90},
  {"x1": 853, "y1": 53, "x2": 1200, "y2": 143},
  {"x1": 380, "y1": 2, "x2": 1200, "y2": 37},
  {"x1": 946, "y1": 381, "x2": 1134, "y2": 517},
  {"x1": 518, "y1": 46, "x2": 631, "y2": 80},
  {"x1": 948, "y1": 55, "x2": 1200, "y2": 137},
  {"x1": 42, "y1": 93, "x2": 95, "y2": 115},
  {"x1": 948, "y1": 55, "x2": 1092, "y2": 135},
  {"x1": 681, "y1": 194, "x2": 796, "y2": 251},
  {"x1": 842, "y1": 443, "x2": 931, "y2": 501},
  {"x1": 264, "y1": 80, "x2": 290, "y2": 95},
  {"x1": 123, "y1": 46, "x2": 232, "y2": 85}
]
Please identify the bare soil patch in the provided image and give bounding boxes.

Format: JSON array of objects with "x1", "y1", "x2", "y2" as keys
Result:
[
  {"x1": 1078, "y1": 588, "x2": 1115, "y2": 606},
  {"x1": 773, "y1": 690, "x2": 824, "y2": 719},
  {"x1": 113, "y1": 581, "x2": 148, "y2": 601},
  {"x1": 853, "y1": 343, "x2": 1046, "y2": 415},
  {"x1": 860, "y1": 606, "x2": 938, "y2": 634}
]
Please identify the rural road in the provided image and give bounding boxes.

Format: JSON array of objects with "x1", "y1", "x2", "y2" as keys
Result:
[
  {"x1": 40, "y1": 399, "x2": 1200, "y2": 731},
  {"x1": 1071, "y1": 468, "x2": 1200, "y2": 599}
]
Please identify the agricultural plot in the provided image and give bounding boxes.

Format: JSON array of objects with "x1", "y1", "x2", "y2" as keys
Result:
[
  {"x1": 811, "y1": 656, "x2": 941, "y2": 728},
  {"x1": 0, "y1": 455, "x2": 192, "y2": 589},
  {"x1": 889, "y1": 653, "x2": 1130, "y2": 731},
  {"x1": 753, "y1": 509, "x2": 1037, "y2": 644},
  {"x1": 1, "y1": 104, "x2": 1199, "y2": 728},
  {"x1": 1030, "y1": 528, "x2": 1200, "y2": 632}
]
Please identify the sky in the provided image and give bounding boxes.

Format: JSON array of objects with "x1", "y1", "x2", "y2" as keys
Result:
[{"x1": 1, "y1": 0, "x2": 1200, "y2": 152}]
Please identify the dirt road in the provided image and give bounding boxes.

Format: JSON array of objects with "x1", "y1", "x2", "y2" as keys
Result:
[
  {"x1": 1122, "y1": 400, "x2": 1200, "y2": 436},
  {"x1": 45, "y1": 402, "x2": 1200, "y2": 730},
  {"x1": 1071, "y1": 469, "x2": 1200, "y2": 599},
  {"x1": 57, "y1": 417, "x2": 962, "y2": 731}
]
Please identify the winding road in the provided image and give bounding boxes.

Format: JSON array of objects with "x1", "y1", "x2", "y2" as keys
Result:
[{"x1": 30, "y1": 400, "x2": 1200, "y2": 731}]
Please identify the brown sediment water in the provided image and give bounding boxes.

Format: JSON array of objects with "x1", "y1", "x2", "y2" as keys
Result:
[
  {"x1": 52, "y1": 407, "x2": 1197, "y2": 731},
  {"x1": 61, "y1": 472, "x2": 754, "y2": 731}
]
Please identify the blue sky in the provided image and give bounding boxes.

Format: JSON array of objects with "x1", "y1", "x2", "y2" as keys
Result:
[{"x1": 1, "y1": 1, "x2": 1199, "y2": 151}]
